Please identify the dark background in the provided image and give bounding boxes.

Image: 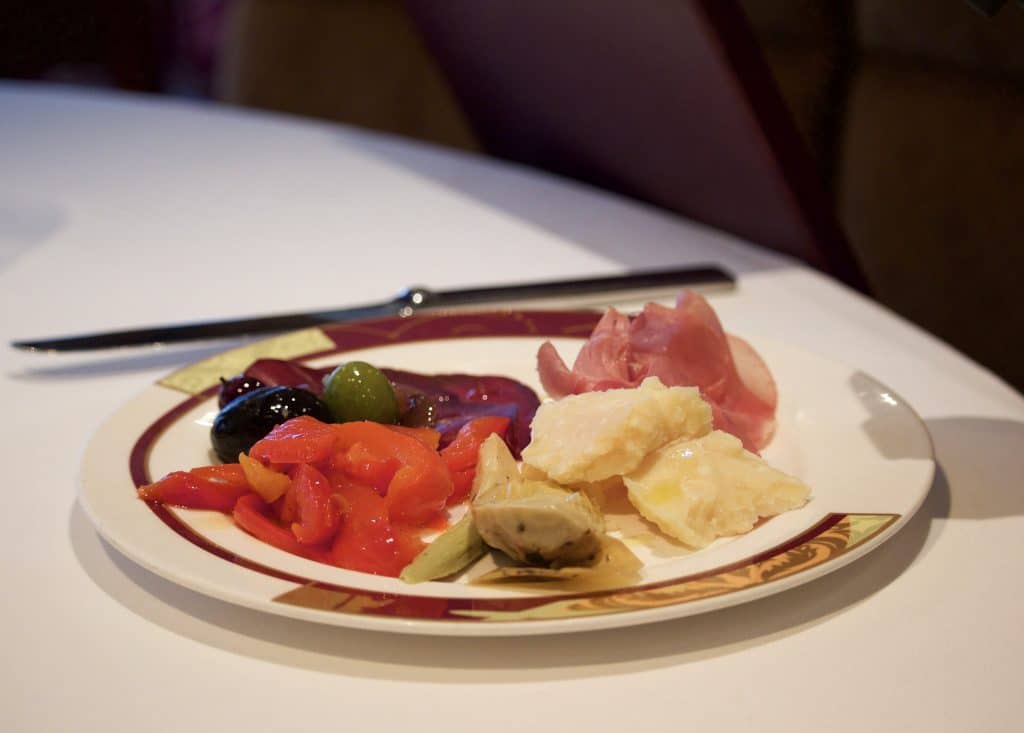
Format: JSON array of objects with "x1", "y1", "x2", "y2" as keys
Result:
[{"x1": 3, "y1": 0, "x2": 1022, "y2": 391}]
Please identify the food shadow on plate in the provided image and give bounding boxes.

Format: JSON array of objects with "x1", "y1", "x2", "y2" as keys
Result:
[
  {"x1": 68, "y1": 461, "x2": 950, "y2": 683},
  {"x1": 850, "y1": 372, "x2": 934, "y2": 461}
]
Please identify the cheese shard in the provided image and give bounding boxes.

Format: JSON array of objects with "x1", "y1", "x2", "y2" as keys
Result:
[
  {"x1": 522, "y1": 376, "x2": 713, "y2": 484},
  {"x1": 623, "y1": 430, "x2": 810, "y2": 548}
]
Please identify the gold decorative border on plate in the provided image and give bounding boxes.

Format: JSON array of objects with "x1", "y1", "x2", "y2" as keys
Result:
[
  {"x1": 272, "y1": 513, "x2": 899, "y2": 623},
  {"x1": 456, "y1": 513, "x2": 897, "y2": 621},
  {"x1": 157, "y1": 327, "x2": 335, "y2": 395}
]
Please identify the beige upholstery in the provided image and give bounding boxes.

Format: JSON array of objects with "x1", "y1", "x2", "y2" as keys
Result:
[
  {"x1": 216, "y1": 0, "x2": 478, "y2": 151},
  {"x1": 744, "y1": 1, "x2": 1024, "y2": 387},
  {"x1": 839, "y1": 59, "x2": 1024, "y2": 373},
  {"x1": 858, "y1": 1, "x2": 1024, "y2": 77}
]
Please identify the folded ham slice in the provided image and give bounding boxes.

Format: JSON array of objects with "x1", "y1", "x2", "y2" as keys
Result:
[{"x1": 537, "y1": 290, "x2": 777, "y2": 451}]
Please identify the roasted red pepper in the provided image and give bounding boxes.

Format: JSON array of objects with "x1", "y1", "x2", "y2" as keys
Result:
[
  {"x1": 142, "y1": 413, "x2": 516, "y2": 578},
  {"x1": 137, "y1": 464, "x2": 250, "y2": 512},
  {"x1": 249, "y1": 415, "x2": 337, "y2": 466},
  {"x1": 440, "y1": 416, "x2": 511, "y2": 472},
  {"x1": 334, "y1": 441, "x2": 400, "y2": 496},
  {"x1": 447, "y1": 467, "x2": 477, "y2": 506},
  {"x1": 329, "y1": 480, "x2": 425, "y2": 576},
  {"x1": 332, "y1": 421, "x2": 453, "y2": 525},
  {"x1": 385, "y1": 424, "x2": 442, "y2": 451},
  {"x1": 233, "y1": 494, "x2": 326, "y2": 561},
  {"x1": 289, "y1": 463, "x2": 341, "y2": 546},
  {"x1": 439, "y1": 416, "x2": 511, "y2": 504}
]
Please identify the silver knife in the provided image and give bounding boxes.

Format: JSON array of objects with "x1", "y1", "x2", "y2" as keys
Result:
[{"x1": 11, "y1": 265, "x2": 733, "y2": 352}]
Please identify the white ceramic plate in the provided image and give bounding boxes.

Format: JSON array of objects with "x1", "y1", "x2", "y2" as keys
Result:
[{"x1": 79, "y1": 311, "x2": 935, "y2": 636}]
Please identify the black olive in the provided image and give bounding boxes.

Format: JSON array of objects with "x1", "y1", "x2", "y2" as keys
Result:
[
  {"x1": 217, "y1": 374, "x2": 265, "y2": 408},
  {"x1": 210, "y1": 386, "x2": 331, "y2": 463}
]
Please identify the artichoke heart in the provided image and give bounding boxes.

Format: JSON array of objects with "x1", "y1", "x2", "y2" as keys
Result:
[
  {"x1": 472, "y1": 435, "x2": 605, "y2": 567},
  {"x1": 473, "y1": 482, "x2": 605, "y2": 566},
  {"x1": 399, "y1": 514, "x2": 486, "y2": 584}
]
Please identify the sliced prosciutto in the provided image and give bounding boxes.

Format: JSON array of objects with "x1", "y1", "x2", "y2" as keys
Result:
[{"x1": 536, "y1": 290, "x2": 777, "y2": 451}]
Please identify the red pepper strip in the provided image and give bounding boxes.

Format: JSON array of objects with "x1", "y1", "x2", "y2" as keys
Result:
[
  {"x1": 249, "y1": 416, "x2": 337, "y2": 466},
  {"x1": 332, "y1": 421, "x2": 453, "y2": 525},
  {"x1": 290, "y1": 463, "x2": 341, "y2": 546},
  {"x1": 329, "y1": 481, "x2": 425, "y2": 577},
  {"x1": 137, "y1": 464, "x2": 250, "y2": 512},
  {"x1": 273, "y1": 483, "x2": 300, "y2": 524},
  {"x1": 440, "y1": 416, "x2": 511, "y2": 473},
  {"x1": 439, "y1": 417, "x2": 512, "y2": 505},
  {"x1": 446, "y1": 467, "x2": 476, "y2": 506},
  {"x1": 385, "y1": 425, "x2": 441, "y2": 451},
  {"x1": 189, "y1": 464, "x2": 252, "y2": 487},
  {"x1": 233, "y1": 494, "x2": 326, "y2": 561},
  {"x1": 336, "y1": 442, "x2": 399, "y2": 496}
]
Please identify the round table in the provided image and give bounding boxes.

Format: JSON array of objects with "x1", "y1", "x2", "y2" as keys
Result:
[{"x1": 2, "y1": 83, "x2": 1021, "y2": 732}]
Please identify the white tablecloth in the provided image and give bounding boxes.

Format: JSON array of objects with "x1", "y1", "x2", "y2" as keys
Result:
[{"x1": 2, "y1": 83, "x2": 1021, "y2": 732}]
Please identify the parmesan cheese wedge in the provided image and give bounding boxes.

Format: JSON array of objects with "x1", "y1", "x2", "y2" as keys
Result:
[
  {"x1": 623, "y1": 430, "x2": 810, "y2": 548},
  {"x1": 522, "y1": 377, "x2": 712, "y2": 484}
]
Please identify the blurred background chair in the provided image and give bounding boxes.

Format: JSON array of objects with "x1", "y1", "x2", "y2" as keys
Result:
[
  {"x1": 3, "y1": 0, "x2": 1022, "y2": 389},
  {"x1": 401, "y1": 0, "x2": 867, "y2": 292},
  {"x1": 217, "y1": 0, "x2": 478, "y2": 151},
  {"x1": 744, "y1": 1, "x2": 1024, "y2": 392},
  {"x1": 219, "y1": 0, "x2": 1024, "y2": 390}
]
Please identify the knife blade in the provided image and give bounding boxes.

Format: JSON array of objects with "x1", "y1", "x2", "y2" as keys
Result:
[{"x1": 11, "y1": 265, "x2": 733, "y2": 352}]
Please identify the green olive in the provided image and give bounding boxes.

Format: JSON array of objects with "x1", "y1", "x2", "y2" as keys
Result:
[{"x1": 322, "y1": 361, "x2": 400, "y2": 424}]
